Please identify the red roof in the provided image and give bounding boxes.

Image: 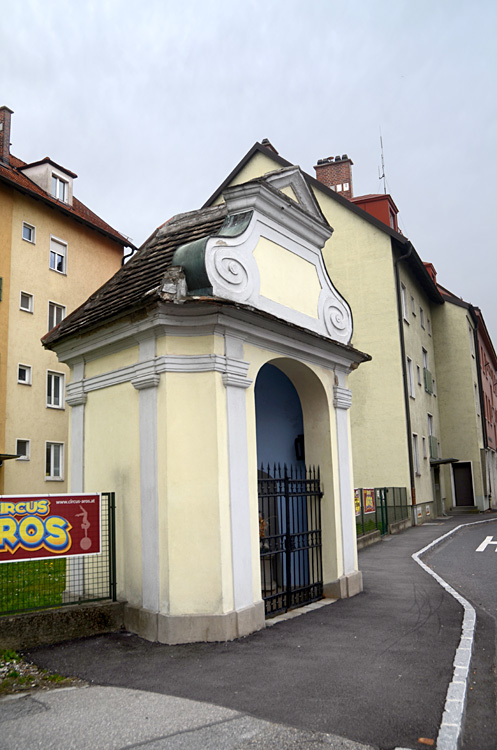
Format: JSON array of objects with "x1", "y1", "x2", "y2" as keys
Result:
[{"x1": 0, "y1": 154, "x2": 133, "y2": 249}]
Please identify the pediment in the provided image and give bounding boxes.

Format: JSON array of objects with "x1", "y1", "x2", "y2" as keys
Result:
[{"x1": 263, "y1": 166, "x2": 325, "y2": 223}]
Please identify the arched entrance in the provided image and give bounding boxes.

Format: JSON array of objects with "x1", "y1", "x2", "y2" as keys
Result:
[{"x1": 255, "y1": 361, "x2": 324, "y2": 616}]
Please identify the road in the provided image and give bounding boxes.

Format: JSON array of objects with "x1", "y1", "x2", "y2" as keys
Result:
[{"x1": 423, "y1": 518, "x2": 497, "y2": 750}]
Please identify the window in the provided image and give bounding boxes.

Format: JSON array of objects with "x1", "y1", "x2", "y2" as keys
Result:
[
  {"x1": 16, "y1": 439, "x2": 30, "y2": 461},
  {"x1": 428, "y1": 413, "x2": 434, "y2": 436},
  {"x1": 46, "y1": 442, "x2": 64, "y2": 480},
  {"x1": 427, "y1": 318, "x2": 431, "y2": 335},
  {"x1": 417, "y1": 365, "x2": 421, "y2": 385},
  {"x1": 22, "y1": 222, "x2": 35, "y2": 243},
  {"x1": 48, "y1": 301, "x2": 66, "y2": 331},
  {"x1": 51, "y1": 175, "x2": 67, "y2": 202},
  {"x1": 47, "y1": 371, "x2": 65, "y2": 408},
  {"x1": 407, "y1": 357, "x2": 415, "y2": 398},
  {"x1": 49, "y1": 237, "x2": 67, "y2": 274},
  {"x1": 474, "y1": 383, "x2": 480, "y2": 415},
  {"x1": 413, "y1": 434, "x2": 420, "y2": 475},
  {"x1": 336, "y1": 183, "x2": 342, "y2": 192},
  {"x1": 422, "y1": 437, "x2": 427, "y2": 459},
  {"x1": 19, "y1": 291, "x2": 34, "y2": 312},
  {"x1": 420, "y1": 307, "x2": 425, "y2": 329},
  {"x1": 17, "y1": 364, "x2": 32, "y2": 385},
  {"x1": 469, "y1": 324, "x2": 475, "y2": 357},
  {"x1": 411, "y1": 295, "x2": 416, "y2": 315},
  {"x1": 401, "y1": 283, "x2": 408, "y2": 321},
  {"x1": 343, "y1": 182, "x2": 349, "y2": 191},
  {"x1": 422, "y1": 348, "x2": 428, "y2": 369}
]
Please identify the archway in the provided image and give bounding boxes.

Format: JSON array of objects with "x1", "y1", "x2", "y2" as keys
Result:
[{"x1": 254, "y1": 360, "x2": 334, "y2": 616}]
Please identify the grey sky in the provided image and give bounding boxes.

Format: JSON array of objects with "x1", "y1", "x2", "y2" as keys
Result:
[{"x1": 3, "y1": 0, "x2": 497, "y2": 339}]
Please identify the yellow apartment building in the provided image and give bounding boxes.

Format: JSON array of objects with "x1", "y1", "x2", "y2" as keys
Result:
[{"x1": 0, "y1": 106, "x2": 133, "y2": 495}]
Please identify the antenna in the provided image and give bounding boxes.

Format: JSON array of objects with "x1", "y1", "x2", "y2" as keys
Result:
[{"x1": 378, "y1": 132, "x2": 387, "y2": 194}]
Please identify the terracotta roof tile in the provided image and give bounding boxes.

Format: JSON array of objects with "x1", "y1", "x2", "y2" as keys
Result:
[
  {"x1": 1, "y1": 155, "x2": 132, "y2": 248},
  {"x1": 43, "y1": 204, "x2": 228, "y2": 347}
]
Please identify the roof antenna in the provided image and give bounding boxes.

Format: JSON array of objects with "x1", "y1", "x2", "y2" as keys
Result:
[{"x1": 378, "y1": 131, "x2": 387, "y2": 194}]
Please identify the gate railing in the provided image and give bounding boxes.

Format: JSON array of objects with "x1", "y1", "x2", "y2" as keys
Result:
[
  {"x1": 259, "y1": 464, "x2": 323, "y2": 617},
  {"x1": 0, "y1": 492, "x2": 116, "y2": 616}
]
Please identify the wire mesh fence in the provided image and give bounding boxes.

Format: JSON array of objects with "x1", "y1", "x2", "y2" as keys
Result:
[
  {"x1": 355, "y1": 487, "x2": 409, "y2": 538},
  {"x1": 0, "y1": 492, "x2": 116, "y2": 616}
]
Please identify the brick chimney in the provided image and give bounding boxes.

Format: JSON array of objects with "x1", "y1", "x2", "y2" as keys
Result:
[
  {"x1": 314, "y1": 154, "x2": 353, "y2": 199},
  {"x1": 0, "y1": 106, "x2": 13, "y2": 165}
]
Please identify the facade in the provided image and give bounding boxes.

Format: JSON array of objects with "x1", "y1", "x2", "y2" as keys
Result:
[
  {"x1": 475, "y1": 308, "x2": 497, "y2": 509},
  {"x1": 44, "y1": 167, "x2": 369, "y2": 644},
  {"x1": 0, "y1": 106, "x2": 132, "y2": 495},
  {"x1": 205, "y1": 142, "x2": 446, "y2": 523}
]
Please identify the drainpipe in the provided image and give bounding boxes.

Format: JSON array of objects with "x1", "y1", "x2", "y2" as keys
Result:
[
  {"x1": 394, "y1": 241, "x2": 417, "y2": 522},
  {"x1": 472, "y1": 308, "x2": 489, "y2": 501}
]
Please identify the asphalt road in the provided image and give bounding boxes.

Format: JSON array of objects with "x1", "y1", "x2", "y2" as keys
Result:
[
  {"x1": 423, "y1": 518, "x2": 497, "y2": 750},
  {"x1": 21, "y1": 519, "x2": 471, "y2": 750}
]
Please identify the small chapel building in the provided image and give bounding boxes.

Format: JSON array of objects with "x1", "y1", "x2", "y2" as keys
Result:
[{"x1": 43, "y1": 167, "x2": 370, "y2": 644}]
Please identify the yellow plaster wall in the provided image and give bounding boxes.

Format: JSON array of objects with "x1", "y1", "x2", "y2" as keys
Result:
[
  {"x1": 254, "y1": 237, "x2": 321, "y2": 318},
  {"x1": 2, "y1": 192, "x2": 123, "y2": 495},
  {"x1": 0, "y1": 184, "x2": 14, "y2": 477},
  {"x1": 432, "y1": 301, "x2": 484, "y2": 502},
  {"x1": 156, "y1": 334, "x2": 224, "y2": 356},
  {"x1": 316, "y1": 191, "x2": 410, "y2": 491},
  {"x1": 84, "y1": 346, "x2": 139, "y2": 379},
  {"x1": 212, "y1": 152, "x2": 282, "y2": 205},
  {"x1": 84, "y1": 383, "x2": 142, "y2": 606},
  {"x1": 158, "y1": 370, "x2": 232, "y2": 615},
  {"x1": 398, "y1": 264, "x2": 443, "y2": 506}
]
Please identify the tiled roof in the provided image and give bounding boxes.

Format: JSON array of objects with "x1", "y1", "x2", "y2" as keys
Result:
[
  {"x1": 43, "y1": 204, "x2": 228, "y2": 347},
  {"x1": 0, "y1": 155, "x2": 133, "y2": 248}
]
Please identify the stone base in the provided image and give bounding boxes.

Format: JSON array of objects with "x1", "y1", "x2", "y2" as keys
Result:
[
  {"x1": 323, "y1": 571, "x2": 363, "y2": 600},
  {"x1": 124, "y1": 601, "x2": 265, "y2": 644}
]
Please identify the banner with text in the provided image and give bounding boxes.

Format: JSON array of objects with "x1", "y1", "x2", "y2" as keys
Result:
[{"x1": 0, "y1": 493, "x2": 101, "y2": 563}]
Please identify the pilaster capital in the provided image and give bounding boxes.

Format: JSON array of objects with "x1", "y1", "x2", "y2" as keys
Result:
[
  {"x1": 333, "y1": 385, "x2": 352, "y2": 410},
  {"x1": 66, "y1": 382, "x2": 87, "y2": 407},
  {"x1": 132, "y1": 361, "x2": 160, "y2": 390}
]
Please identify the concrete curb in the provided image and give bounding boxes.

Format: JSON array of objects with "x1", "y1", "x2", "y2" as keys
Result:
[{"x1": 411, "y1": 518, "x2": 497, "y2": 750}]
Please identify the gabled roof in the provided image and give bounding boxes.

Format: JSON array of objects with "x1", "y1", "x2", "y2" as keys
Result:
[
  {"x1": 43, "y1": 204, "x2": 228, "y2": 347},
  {"x1": 204, "y1": 141, "x2": 443, "y2": 305},
  {"x1": 0, "y1": 154, "x2": 134, "y2": 249}
]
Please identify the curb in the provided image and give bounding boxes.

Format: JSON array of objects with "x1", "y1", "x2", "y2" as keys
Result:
[{"x1": 411, "y1": 518, "x2": 497, "y2": 749}]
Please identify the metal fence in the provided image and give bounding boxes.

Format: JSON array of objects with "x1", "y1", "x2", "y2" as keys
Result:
[
  {"x1": 0, "y1": 492, "x2": 116, "y2": 616},
  {"x1": 355, "y1": 487, "x2": 409, "y2": 538},
  {"x1": 259, "y1": 464, "x2": 323, "y2": 617}
]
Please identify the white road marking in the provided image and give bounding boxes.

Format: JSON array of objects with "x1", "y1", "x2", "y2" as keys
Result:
[{"x1": 475, "y1": 535, "x2": 497, "y2": 552}]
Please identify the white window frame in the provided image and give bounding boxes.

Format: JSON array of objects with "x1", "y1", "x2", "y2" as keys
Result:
[
  {"x1": 417, "y1": 365, "x2": 422, "y2": 385},
  {"x1": 45, "y1": 441, "x2": 64, "y2": 480},
  {"x1": 401, "y1": 283, "x2": 409, "y2": 321},
  {"x1": 420, "y1": 307, "x2": 425, "y2": 329},
  {"x1": 16, "y1": 439, "x2": 30, "y2": 461},
  {"x1": 51, "y1": 174, "x2": 68, "y2": 202},
  {"x1": 336, "y1": 183, "x2": 343, "y2": 192},
  {"x1": 49, "y1": 236, "x2": 67, "y2": 275},
  {"x1": 22, "y1": 221, "x2": 36, "y2": 243},
  {"x1": 422, "y1": 347, "x2": 428, "y2": 369},
  {"x1": 48, "y1": 301, "x2": 66, "y2": 331},
  {"x1": 411, "y1": 295, "x2": 416, "y2": 315},
  {"x1": 17, "y1": 363, "x2": 32, "y2": 385},
  {"x1": 407, "y1": 357, "x2": 415, "y2": 398},
  {"x1": 428, "y1": 413, "x2": 434, "y2": 437},
  {"x1": 343, "y1": 182, "x2": 349, "y2": 191},
  {"x1": 47, "y1": 370, "x2": 65, "y2": 409},
  {"x1": 19, "y1": 291, "x2": 34, "y2": 313},
  {"x1": 413, "y1": 434, "x2": 420, "y2": 475}
]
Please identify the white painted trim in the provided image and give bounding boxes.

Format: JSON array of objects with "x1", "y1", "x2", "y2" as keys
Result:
[
  {"x1": 412, "y1": 518, "x2": 497, "y2": 750},
  {"x1": 224, "y1": 335, "x2": 254, "y2": 610},
  {"x1": 133, "y1": 338, "x2": 160, "y2": 613},
  {"x1": 334, "y1": 371, "x2": 355, "y2": 576}
]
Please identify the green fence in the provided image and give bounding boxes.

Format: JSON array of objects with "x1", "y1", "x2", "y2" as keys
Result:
[
  {"x1": 355, "y1": 487, "x2": 409, "y2": 538},
  {"x1": 0, "y1": 492, "x2": 116, "y2": 616}
]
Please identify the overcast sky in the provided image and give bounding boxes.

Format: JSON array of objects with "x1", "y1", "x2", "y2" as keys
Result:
[{"x1": 3, "y1": 0, "x2": 497, "y2": 340}]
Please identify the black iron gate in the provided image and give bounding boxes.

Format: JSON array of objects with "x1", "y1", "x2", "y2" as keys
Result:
[{"x1": 258, "y1": 464, "x2": 323, "y2": 617}]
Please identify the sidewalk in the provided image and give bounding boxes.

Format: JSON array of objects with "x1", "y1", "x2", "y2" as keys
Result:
[{"x1": 4, "y1": 514, "x2": 496, "y2": 749}]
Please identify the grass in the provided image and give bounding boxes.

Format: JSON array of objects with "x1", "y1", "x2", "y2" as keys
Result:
[
  {"x1": 0, "y1": 649, "x2": 84, "y2": 695},
  {"x1": 0, "y1": 559, "x2": 66, "y2": 614}
]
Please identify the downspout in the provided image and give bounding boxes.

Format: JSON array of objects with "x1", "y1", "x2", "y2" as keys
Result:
[
  {"x1": 393, "y1": 241, "x2": 417, "y2": 518},
  {"x1": 472, "y1": 308, "x2": 489, "y2": 500}
]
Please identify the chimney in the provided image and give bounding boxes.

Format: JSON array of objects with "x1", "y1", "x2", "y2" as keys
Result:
[
  {"x1": 423, "y1": 262, "x2": 438, "y2": 285},
  {"x1": 314, "y1": 154, "x2": 353, "y2": 199},
  {"x1": 0, "y1": 106, "x2": 13, "y2": 165}
]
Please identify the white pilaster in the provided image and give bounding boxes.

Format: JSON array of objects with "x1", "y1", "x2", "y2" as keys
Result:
[
  {"x1": 132, "y1": 337, "x2": 160, "y2": 613},
  {"x1": 333, "y1": 370, "x2": 356, "y2": 576},
  {"x1": 223, "y1": 335, "x2": 254, "y2": 611},
  {"x1": 65, "y1": 360, "x2": 86, "y2": 597}
]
